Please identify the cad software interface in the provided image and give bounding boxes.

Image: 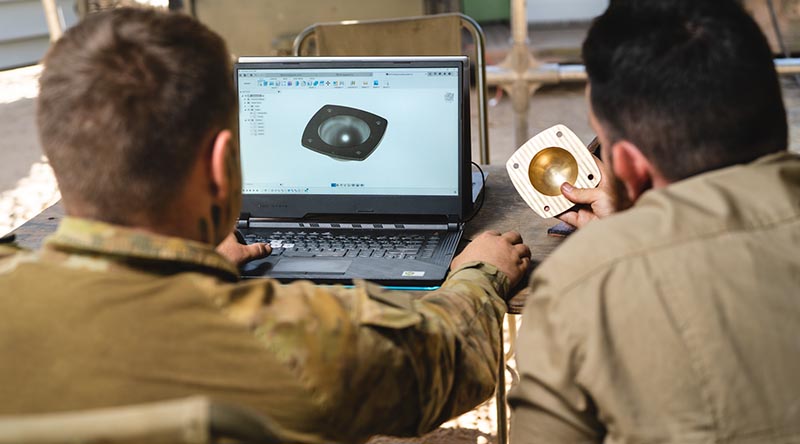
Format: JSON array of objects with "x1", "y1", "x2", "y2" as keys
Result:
[{"x1": 237, "y1": 65, "x2": 461, "y2": 196}]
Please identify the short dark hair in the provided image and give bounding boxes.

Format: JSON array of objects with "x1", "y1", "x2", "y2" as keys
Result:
[
  {"x1": 38, "y1": 8, "x2": 235, "y2": 224},
  {"x1": 583, "y1": 0, "x2": 787, "y2": 181}
]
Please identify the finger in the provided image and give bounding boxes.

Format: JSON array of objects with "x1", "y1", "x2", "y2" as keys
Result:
[
  {"x1": 501, "y1": 231, "x2": 523, "y2": 244},
  {"x1": 244, "y1": 242, "x2": 271, "y2": 261},
  {"x1": 514, "y1": 243, "x2": 532, "y2": 259},
  {"x1": 561, "y1": 182, "x2": 604, "y2": 205},
  {"x1": 483, "y1": 230, "x2": 502, "y2": 237},
  {"x1": 556, "y1": 210, "x2": 580, "y2": 227}
]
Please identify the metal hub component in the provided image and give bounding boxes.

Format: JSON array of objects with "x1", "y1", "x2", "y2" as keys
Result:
[
  {"x1": 318, "y1": 115, "x2": 371, "y2": 147},
  {"x1": 301, "y1": 104, "x2": 387, "y2": 161},
  {"x1": 528, "y1": 147, "x2": 579, "y2": 196}
]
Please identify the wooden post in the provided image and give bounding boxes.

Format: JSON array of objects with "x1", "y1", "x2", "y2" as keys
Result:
[
  {"x1": 76, "y1": 0, "x2": 89, "y2": 19},
  {"x1": 41, "y1": 0, "x2": 63, "y2": 41}
]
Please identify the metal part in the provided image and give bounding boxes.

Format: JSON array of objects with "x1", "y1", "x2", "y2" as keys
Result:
[
  {"x1": 528, "y1": 147, "x2": 579, "y2": 196},
  {"x1": 318, "y1": 115, "x2": 371, "y2": 147},
  {"x1": 461, "y1": 14, "x2": 490, "y2": 165},
  {"x1": 496, "y1": 315, "x2": 508, "y2": 444}
]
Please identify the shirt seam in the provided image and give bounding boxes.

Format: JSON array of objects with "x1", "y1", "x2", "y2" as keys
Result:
[{"x1": 649, "y1": 254, "x2": 722, "y2": 440}]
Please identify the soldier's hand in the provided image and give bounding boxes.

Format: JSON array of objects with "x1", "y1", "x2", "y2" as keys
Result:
[
  {"x1": 557, "y1": 154, "x2": 618, "y2": 228},
  {"x1": 451, "y1": 231, "x2": 531, "y2": 289},
  {"x1": 216, "y1": 232, "x2": 271, "y2": 267}
]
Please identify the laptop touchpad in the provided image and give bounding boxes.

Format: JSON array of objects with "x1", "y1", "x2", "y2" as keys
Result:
[{"x1": 273, "y1": 258, "x2": 351, "y2": 274}]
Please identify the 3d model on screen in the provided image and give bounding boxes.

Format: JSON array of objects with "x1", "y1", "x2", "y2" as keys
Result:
[{"x1": 301, "y1": 104, "x2": 388, "y2": 161}]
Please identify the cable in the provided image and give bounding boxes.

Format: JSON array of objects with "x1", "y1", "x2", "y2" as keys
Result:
[
  {"x1": 463, "y1": 161, "x2": 486, "y2": 224},
  {"x1": 766, "y1": 0, "x2": 800, "y2": 86}
]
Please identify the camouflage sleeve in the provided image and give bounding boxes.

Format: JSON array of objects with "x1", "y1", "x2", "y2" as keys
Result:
[
  {"x1": 221, "y1": 261, "x2": 509, "y2": 443},
  {"x1": 0, "y1": 237, "x2": 23, "y2": 259}
]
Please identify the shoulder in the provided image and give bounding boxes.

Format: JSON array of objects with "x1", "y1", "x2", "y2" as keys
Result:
[
  {"x1": 0, "y1": 244, "x2": 20, "y2": 258},
  {"x1": 0, "y1": 243, "x2": 35, "y2": 275},
  {"x1": 534, "y1": 152, "x2": 800, "y2": 297}
]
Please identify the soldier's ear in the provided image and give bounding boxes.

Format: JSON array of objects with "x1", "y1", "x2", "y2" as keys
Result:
[
  {"x1": 209, "y1": 129, "x2": 233, "y2": 201},
  {"x1": 610, "y1": 141, "x2": 653, "y2": 202}
]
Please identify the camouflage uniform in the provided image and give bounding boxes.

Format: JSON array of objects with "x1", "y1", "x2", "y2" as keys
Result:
[{"x1": 0, "y1": 217, "x2": 509, "y2": 443}]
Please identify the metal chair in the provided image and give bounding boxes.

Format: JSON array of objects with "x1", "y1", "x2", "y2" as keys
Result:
[
  {"x1": 292, "y1": 13, "x2": 491, "y2": 164},
  {"x1": 0, "y1": 396, "x2": 285, "y2": 444}
]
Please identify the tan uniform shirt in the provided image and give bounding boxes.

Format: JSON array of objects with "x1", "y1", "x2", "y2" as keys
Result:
[
  {"x1": 509, "y1": 152, "x2": 800, "y2": 443},
  {"x1": 0, "y1": 218, "x2": 509, "y2": 444}
]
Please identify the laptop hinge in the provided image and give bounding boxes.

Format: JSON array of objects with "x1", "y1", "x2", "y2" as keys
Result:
[
  {"x1": 237, "y1": 212, "x2": 251, "y2": 229},
  {"x1": 448, "y1": 222, "x2": 461, "y2": 232},
  {"x1": 242, "y1": 219, "x2": 452, "y2": 231}
]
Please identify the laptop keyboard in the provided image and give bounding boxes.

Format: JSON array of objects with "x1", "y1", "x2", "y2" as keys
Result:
[{"x1": 242, "y1": 230, "x2": 443, "y2": 260}]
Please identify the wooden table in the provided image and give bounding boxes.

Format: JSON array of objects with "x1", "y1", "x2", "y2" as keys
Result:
[
  {"x1": 463, "y1": 165, "x2": 565, "y2": 265},
  {"x1": 10, "y1": 165, "x2": 567, "y2": 311}
]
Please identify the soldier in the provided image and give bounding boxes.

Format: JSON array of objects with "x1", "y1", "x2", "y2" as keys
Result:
[
  {"x1": 0, "y1": 8, "x2": 531, "y2": 444},
  {"x1": 510, "y1": 0, "x2": 800, "y2": 442}
]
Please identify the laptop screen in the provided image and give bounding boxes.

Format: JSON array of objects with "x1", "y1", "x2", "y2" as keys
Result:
[{"x1": 234, "y1": 57, "x2": 471, "y2": 220}]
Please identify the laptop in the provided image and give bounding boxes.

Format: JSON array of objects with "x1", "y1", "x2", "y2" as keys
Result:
[{"x1": 233, "y1": 56, "x2": 472, "y2": 288}]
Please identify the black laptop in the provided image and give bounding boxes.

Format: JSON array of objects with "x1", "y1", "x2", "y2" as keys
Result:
[{"x1": 234, "y1": 56, "x2": 472, "y2": 288}]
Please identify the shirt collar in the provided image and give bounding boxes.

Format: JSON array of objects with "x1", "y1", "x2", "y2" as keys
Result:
[
  {"x1": 44, "y1": 217, "x2": 239, "y2": 281},
  {"x1": 637, "y1": 151, "x2": 799, "y2": 205}
]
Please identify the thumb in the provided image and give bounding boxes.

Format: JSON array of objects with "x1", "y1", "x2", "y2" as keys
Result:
[{"x1": 561, "y1": 182, "x2": 599, "y2": 205}]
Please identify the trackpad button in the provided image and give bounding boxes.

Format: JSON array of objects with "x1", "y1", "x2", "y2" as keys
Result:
[{"x1": 273, "y1": 259, "x2": 351, "y2": 274}]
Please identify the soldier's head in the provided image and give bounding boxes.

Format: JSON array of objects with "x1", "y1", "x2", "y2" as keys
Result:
[
  {"x1": 38, "y1": 7, "x2": 239, "y2": 245},
  {"x1": 583, "y1": 0, "x2": 787, "y2": 204}
]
